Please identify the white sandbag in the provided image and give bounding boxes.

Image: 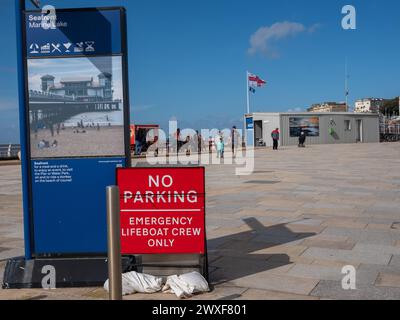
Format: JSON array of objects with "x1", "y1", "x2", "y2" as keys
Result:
[
  {"x1": 104, "y1": 271, "x2": 163, "y2": 296},
  {"x1": 162, "y1": 272, "x2": 209, "y2": 299}
]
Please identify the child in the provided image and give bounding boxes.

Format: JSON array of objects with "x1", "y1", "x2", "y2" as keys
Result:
[{"x1": 216, "y1": 137, "x2": 225, "y2": 159}]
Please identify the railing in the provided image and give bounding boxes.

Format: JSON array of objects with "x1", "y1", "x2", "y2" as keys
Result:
[
  {"x1": 380, "y1": 125, "x2": 400, "y2": 142},
  {"x1": 0, "y1": 144, "x2": 21, "y2": 160},
  {"x1": 29, "y1": 90, "x2": 75, "y2": 102}
]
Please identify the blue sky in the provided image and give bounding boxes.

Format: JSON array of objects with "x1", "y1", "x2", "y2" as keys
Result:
[{"x1": 1, "y1": 0, "x2": 400, "y2": 143}]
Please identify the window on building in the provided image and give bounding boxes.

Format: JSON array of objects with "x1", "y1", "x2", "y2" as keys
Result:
[{"x1": 345, "y1": 120, "x2": 351, "y2": 131}]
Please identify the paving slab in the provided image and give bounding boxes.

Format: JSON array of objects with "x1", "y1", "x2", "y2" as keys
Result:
[
  {"x1": 301, "y1": 238, "x2": 355, "y2": 250},
  {"x1": 321, "y1": 220, "x2": 367, "y2": 229},
  {"x1": 355, "y1": 264, "x2": 400, "y2": 285},
  {"x1": 301, "y1": 247, "x2": 392, "y2": 266},
  {"x1": 311, "y1": 280, "x2": 400, "y2": 300},
  {"x1": 352, "y1": 243, "x2": 400, "y2": 256},
  {"x1": 238, "y1": 288, "x2": 320, "y2": 300},
  {"x1": 287, "y1": 264, "x2": 343, "y2": 281},
  {"x1": 389, "y1": 255, "x2": 400, "y2": 267},
  {"x1": 320, "y1": 227, "x2": 400, "y2": 246},
  {"x1": 375, "y1": 273, "x2": 400, "y2": 288},
  {"x1": 311, "y1": 259, "x2": 360, "y2": 269},
  {"x1": 211, "y1": 269, "x2": 319, "y2": 296}
]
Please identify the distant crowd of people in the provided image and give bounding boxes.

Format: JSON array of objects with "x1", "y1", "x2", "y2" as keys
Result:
[{"x1": 163, "y1": 126, "x2": 241, "y2": 158}]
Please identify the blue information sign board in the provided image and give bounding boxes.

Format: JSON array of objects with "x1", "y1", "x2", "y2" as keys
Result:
[
  {"x1": 21, "y1": 8, "x2": 130, "y2": 257},
  {"x1": 246, "y1": 117, "x2": 254, "y2": 130},
  {"x1": 246, "y1": 117, "x2": 254, "y2": 146}
]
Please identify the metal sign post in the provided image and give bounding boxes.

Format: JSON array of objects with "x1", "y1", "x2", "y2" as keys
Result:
[
  {"x1": 106, "y1": 186, "x2": 122, "y2": 300},
  {"x1": 15, "y1": 0, "x2": 33, "y2": 260}
]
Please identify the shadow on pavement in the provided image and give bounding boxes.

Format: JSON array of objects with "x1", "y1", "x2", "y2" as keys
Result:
[{"x1": 208, "y1": 217, "x2": 315, "y2": 285}]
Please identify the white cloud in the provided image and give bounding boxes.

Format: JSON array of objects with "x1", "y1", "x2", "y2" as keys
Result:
[{"x1": 248, "y1": 21, "x2": 319, "y2": 58}]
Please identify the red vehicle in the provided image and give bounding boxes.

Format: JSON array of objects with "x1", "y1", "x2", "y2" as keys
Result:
[{"x1": 130, "y1": 124, "x2": 160, "y2": 155}]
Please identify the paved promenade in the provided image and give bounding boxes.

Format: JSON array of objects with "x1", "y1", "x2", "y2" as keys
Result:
[{"x1": 1, "y1": 142, "x2": 400, "y2": 300}]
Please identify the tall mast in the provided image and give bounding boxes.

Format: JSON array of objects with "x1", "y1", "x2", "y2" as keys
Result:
[
  {"x1": 345, "y1": 58, "x2": 349, "y2": 112},
  {"x1": 246, "y1": 71, "x2": 250, "y2": 114}
]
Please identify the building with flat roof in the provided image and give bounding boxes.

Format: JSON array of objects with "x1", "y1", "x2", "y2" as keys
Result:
[
  {"x1": 355, "y1": 98, "x2": 384, "y2": 113},
  {"x1": 307, "y1": 102, "x2": 348, "y2": 113},
  {"x1": 245, "y1": 112, "x2": 380, "y2": 147}
]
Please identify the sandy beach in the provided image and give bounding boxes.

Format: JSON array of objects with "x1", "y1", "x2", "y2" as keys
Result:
[{"x1": 30, "y1": 126, "x2": 126, "y2": 158}]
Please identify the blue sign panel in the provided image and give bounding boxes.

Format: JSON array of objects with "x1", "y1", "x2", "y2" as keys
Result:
[
  {"x1": 246, "y1": 117, "x2": 254, "y2": 130},
  {"x1": 21, "y1": 8, "x2": 130, "y2": 257},
  {"x1": 26, "y1": 10, "x2": 122, "y2": 57},
  {"x1": 31, "y1": 158, "x2": 126, "y2": 254}
]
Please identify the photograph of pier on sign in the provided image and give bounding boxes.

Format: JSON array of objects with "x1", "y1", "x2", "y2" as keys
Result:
[{"x1": 28, "y1": 56, "x2": 125, "y2": 159}]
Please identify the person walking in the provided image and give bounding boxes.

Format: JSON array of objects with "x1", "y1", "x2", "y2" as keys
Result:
[
  {"x1": 231, "y1": 126, "x2": 240, "y2": 158},
  {"x1": 135, "y1": 138, "x2": 142, "y2": 155},
  {"x1": 271, "y1": 128, "x2": 280, "y2": 150},
  {"x1": 216, "y1": 137, "x2": 225, "y2": 158},
  {"x1": 198, "y1": 133, "x2": 203, "y2": 154},
  {"x1": 298, "y1": 131, "x2": 306, "y2": 148},
  {"x1": 193, "y1": 130, "x2": 202, "y2": 155},
  {"x1": 173, "y1": 128, "x2": 182, "y2": 156},
  {"x1": 50, "y1": 123, "x2": 54, "y2": 137},
  {"x1": 185, "y1": 135, "x2": 191, "y2": 156},
  {"x1": 214, "y1": 131, "x2": 222, "y2": 154}
]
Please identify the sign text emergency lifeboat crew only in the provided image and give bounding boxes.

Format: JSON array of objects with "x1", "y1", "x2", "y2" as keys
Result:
[{"x1": 117, "y1": 168, "x2": 206, "y2": 254}]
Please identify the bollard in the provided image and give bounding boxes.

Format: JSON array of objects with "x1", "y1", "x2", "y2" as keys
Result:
[{"x1": 106, "y1": 186, "x2": 123, "y2": 300}]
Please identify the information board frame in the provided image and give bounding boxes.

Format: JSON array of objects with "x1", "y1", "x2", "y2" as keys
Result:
[{"x1": 20, "y1": 7, "x2": 131, "y2": 258}]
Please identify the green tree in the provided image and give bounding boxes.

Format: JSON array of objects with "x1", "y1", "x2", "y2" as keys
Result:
[{"x1": 380, "y1": 97, "x2": 400, "y2": 117}]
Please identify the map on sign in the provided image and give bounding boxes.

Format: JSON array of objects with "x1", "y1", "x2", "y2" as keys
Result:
[{"x1": 117, "y1": 168, "x2": 206, "y2": 255}]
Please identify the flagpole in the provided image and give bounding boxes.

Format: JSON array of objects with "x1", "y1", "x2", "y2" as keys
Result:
[
  {"x1": 345, "y1": 58, "x2": 349, "y2": 112},
  {"x1": 246, "y1": 71, "x2": 250, "y2": 114}
]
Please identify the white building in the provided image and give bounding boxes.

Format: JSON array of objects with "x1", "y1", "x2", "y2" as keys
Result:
[
  {"x1": 307, "y1": 102, "x2": 348, "y2": 113},
  {"x1": 40, "y1": 72, "x2": 113, "y2": 102},
  {"x1": 245, "y1": 112, "x2": 380, "y2": 147},
  {"x1": 355, "y1": 98, "x2": 384, "y2": 114}
]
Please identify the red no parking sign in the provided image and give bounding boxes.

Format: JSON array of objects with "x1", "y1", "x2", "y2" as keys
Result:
[{"x1": 117, "y1": 167, "x2": 206, "y2": 255}]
